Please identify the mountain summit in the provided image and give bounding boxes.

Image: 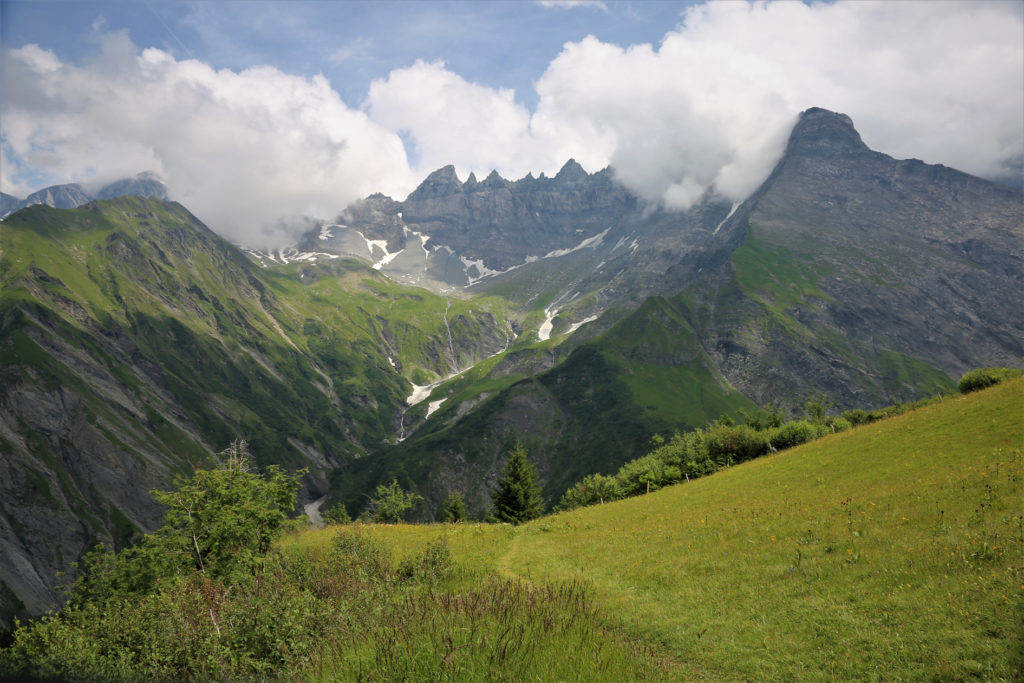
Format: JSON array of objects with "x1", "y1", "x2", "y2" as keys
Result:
[
  {"x1": 0, "y1": 171, "x2": 168, "y2": 219},
  {"x1": 785, "y1": 107, "x2": 869, "y2": 156}
]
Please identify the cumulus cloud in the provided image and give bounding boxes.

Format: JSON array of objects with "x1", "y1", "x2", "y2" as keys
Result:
[
  {"x1": 366, "y1": 60, "x2": 573, "y2": 182},
  {"x1": 366, "y1": 0, "x2": 1023, "y2": 208},
  {"x1": 1, "y1": 33, "x2": 415, "y2": 247},
  {"x1": 3, "y1": 1, "x2": 1021, "y2": 244}
]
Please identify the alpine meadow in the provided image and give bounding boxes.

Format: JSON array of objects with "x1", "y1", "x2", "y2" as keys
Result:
[{"x1": 1, "y1": 0, "x2": 1022, "y2": 679}]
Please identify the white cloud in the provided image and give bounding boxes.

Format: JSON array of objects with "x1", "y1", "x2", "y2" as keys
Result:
[
  {"x1": 3, "y1": 1, "x2": 1021, "y2": 245},
  {"x1": 365, "y1": 60, "x2": 564, "y2": 181},
  {"x1": 1, "y1": 35, "x2": 415, "y2": 247},
  {"x1": 367, "y1": 0, "x2": 1023, "y2": 208}
]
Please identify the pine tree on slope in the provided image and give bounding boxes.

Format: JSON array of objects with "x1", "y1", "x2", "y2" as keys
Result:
[{"x1": 491, "y1": 443, "x2": 544, "y2": 524}]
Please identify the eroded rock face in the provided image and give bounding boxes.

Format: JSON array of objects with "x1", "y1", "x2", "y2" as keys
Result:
[
  {"x1": 336, "y1": 108, "x2": 1022, "y2": 522},
  {"x1": 696, "y1": 107, "x2": 1024, "y2": 408},
  {"x1": 399, "y1": 161, "x2": 638, "y2": 270}
]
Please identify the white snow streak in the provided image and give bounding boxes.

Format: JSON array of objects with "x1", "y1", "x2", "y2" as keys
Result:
[
  {"x1": 566, "y1": 315, "x2": 598, "y2": 335},
  {"x1": 537, "y1": 307, "x2": 557, "y2": 342},
  {"x1": 713, "y1": 202, "x2": 740, "y2": 235},
  {"x1": 542, "y1": 226, "x2": 610, "y2": 259},
  {"x1": 426, "y1": 399, "x2": 445, "y2": 418}
]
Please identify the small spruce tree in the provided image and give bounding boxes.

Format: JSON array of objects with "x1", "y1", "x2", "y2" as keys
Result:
[
  {"x1": 491, "y1": 443, "x2": 544, "y2": 524},
  {"x1": 441, "y1": 492, "x2": 468, "y2": 522}
]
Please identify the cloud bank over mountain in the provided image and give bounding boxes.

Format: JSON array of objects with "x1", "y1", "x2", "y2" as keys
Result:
[{"x1": 2, "y1": 1, "x2": 1021, "y2": 246}]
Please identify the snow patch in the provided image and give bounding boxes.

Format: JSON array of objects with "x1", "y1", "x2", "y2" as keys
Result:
[
  {"x1": 373, "y1": 248, "x2": 404, "y2": 270},
  {"x1": 537, "y1": 307, "x2": 557, "y2": 341},
  {"x1": 566, "y1": 315, "x2": 598, "y2": 335},
  {"x1": 304, "y1": 495, "x2": 328, "y2": 526},
  {"x1": 406, "y1": 383, "x2": 434, "y2": 406},
  {"x1": 426, "y1": 399, "x2": 445, "y2": 418},
  {"x1": 713, "y1": 202, "x2": 740, "y2": 235},
  {"x1": 246, "y1": 247, "x2": 340, "y2": 264},
  {"x1": 542, "y1": 226, "x2": 610, "y2": 259},
  {"x1": 352, "y1": 230, "x2": 405, "y2": 270}
]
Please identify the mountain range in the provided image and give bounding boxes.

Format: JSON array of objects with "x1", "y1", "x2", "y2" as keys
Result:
[
  {"x1": 0, "y1": 107, "x2": 1020, "y2": 629},
  {"x1": 0, "y1": 172, "x2": 168, "y2": 220}
]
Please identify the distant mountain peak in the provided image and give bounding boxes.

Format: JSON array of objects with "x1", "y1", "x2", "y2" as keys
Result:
[
  {"x1": 480, "y1": 169, "x2": 509, "y2": 189},
  {"x1": 786, "y1": 107, "x2": 868, "y2": 156},
  {"x1": 554, "y1": 158, "x2": 587, "y2": 182},
  {"x1": 405, "y1": 165, "x2": 463, "y2": 200}
]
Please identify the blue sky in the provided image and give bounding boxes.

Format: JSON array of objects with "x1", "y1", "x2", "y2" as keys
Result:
[
  {"x1": 2, "y1": 1, "x2": 693, "y2": 109},
  {"x1": 2, "y1": 1, "x2": 1021, "y2": 247}
]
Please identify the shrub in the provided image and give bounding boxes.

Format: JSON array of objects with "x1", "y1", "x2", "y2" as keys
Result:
[
  {"x1": 842, "y1": 408, "x2": 872, "y2": 426},
  {"x1": 704, "y1": 424, "x2": 770, "y2": 464},
  {"x1": 825, "y1": 417, "x2": 852, "y2": 433},
  {"x1": 365, "y1": 479, "x2": 422, "y2": 523},
  {"x1": 397, "y1": 538, "x2": 454, "y2": 584},
  {"x1": 557, "y1": 473, "x2": 621, "y2": 511},
  {"x1": 957, "y1": 367, "x2": 1023, "y2": 394},
  {"x1": 768, "y1": 420, "x2": 826, "y2": 451},
  {"x1": 330, "y1": 530, "x2": 393, "y2": 583},
  {"x1": 321, "y1": 502, "x2": 351, "y2": 525}
]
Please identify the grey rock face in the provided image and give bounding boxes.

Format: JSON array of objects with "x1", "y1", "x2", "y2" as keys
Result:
[{"x1": 696, "y1": 107, "x2": 1023, "y2": 408}]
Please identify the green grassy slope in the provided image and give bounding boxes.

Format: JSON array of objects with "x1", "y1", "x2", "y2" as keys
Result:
[
  {"x1": 334, "y1": 295, "x2": 756, "y2": 519},
  {"x1": 321, "y1": 378, "x2": 1023, "y2": 679},
  {"x1": 0, "y1": 197, "x2": 513, "y2": 625}
]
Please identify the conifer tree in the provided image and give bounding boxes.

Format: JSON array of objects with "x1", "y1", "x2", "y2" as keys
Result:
[
  {"x1": 490, "y1": 443, "x2": 544, "y2": 524},
  {"x1": 442, "y1": 492, "x2": 468, "y2": 522}
]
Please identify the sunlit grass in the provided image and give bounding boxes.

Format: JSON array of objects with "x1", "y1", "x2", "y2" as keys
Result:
[
  {"x1": 501, "y1": 377, "x2": 1023, "y2": 679},
  {"x1": 292, "y1": 378, "x2": 1022, "y2": 679}
]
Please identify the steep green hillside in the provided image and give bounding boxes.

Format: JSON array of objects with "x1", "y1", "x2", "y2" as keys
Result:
[
  {"x1": 335, "y1": 295, "x2": 758, "y2": 519},
  {"x1": 0, "y1": 197, "x2": 511, "y2": 628},
  {"x1": 315, "y1": 376, "x2": 1024, "y2": 680}
]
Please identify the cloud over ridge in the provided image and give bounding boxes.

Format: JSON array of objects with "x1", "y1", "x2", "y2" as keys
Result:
[
  {"x1": 2, "y1": 1, "x2": 1021, "y2": 246},
  {"x1": 2, "y1": 33, "x2": 415, "y2": 247}
]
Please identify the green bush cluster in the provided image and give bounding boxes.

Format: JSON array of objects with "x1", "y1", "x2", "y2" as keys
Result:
[
  {"x1": 957, "y1": 366, "x2": 1023, "y2": 394},
  {"x1": 558, "y1": 414, "x2": 847, "y2": 511}
]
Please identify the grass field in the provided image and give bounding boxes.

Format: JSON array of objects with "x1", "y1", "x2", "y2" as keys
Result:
[{"x1": 291, "y1": 377, "x2": 1023, "y2": 679}]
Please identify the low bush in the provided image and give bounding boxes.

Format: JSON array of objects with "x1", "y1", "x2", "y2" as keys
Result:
[
  {"x1": 768, "y1": 420, "x2": 826, "y2": 451},
  {"x1": 957, "y1": 367, "x2": 1023, "y2": 394}
]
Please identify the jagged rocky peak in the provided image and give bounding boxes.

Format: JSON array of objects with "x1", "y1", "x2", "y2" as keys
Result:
[
  {"x1": 786, "y1": 107, "x2": 868, "y2": 156},
  {"x1": 553, "y1": 158, "x2": 588, "y2": 184},
  {"x1": 405, "y1": 164, "x2": 463, "y2": 200},
  {"x1": 480, "y1": 169, "x2": 510, "y2": 190}
]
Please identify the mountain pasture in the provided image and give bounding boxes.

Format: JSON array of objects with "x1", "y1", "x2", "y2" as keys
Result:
[{"x1": 296, "y1": 378, "x2": 1023, "y2": 679}]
